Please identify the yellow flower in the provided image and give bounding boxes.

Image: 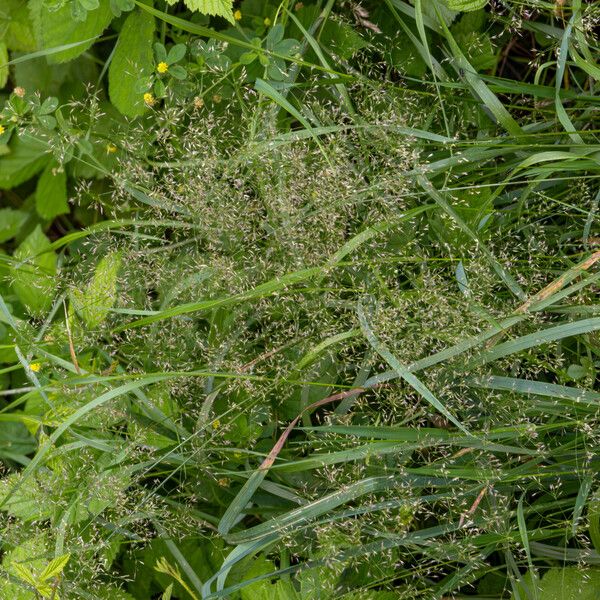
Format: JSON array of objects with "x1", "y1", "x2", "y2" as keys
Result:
[
  {"x1": 233, "y1": 9, "x2": 242, "y2": 20},
  {"x1": 263, "y1": 17, "x2": 271, "y2": 26},
  {"x1": 157, "y1": 61, "x2": 169, "y2": 74},
  {"x1": 212, "y1": 94, "x2": 222, "y2": 104},
  {"x1": 29, "y1": 363, "x2": 41, "y2": 372},
  {"x1": 0, "y1": 125, "x2": 5, "y2": 135},
  {"x1": 143, "y1": 92, "x2": 155, "y2": 106},
  {"x1": 106, "y1": 143, "x2": 117, "y2": 153},
  {"x1": 212, "y1": 419, "x2": 221, "y2": 430},
  {"x1": 193, "y1": 96, "x2": 204, "y2": 109}
]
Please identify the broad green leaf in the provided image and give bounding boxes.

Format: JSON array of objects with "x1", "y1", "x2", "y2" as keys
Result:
[
  {"x1": 0, "y1": 535, "x2": 48, "y2": 600},
  {"x1": 11, "y1": 225, "x2": 57, "y2": 317},
  {"x1": 0, "y1": 0, "x2": 36, "y2": 52},
  {"x1": 446, "y1": 0, "x2": 487, "y2": 11},
  {"x1": 39, "y1": 553, "x2": 70, "y2": 582},
  {"x1": 71, "y1": 252, "x2": 121, "y2": 328},
  {"x1": 35, "y1": 160, "x2": 68, "y2": 221},
  {"x1": 108, "y1": 10, "x2": 155, "y2": 117},
  {"x1": 11, "y1": 563, "x2": 37, "y2": 587},
  {"x1": 29, "y1": 0, "x2": 113, "y2": 63},
  {"x1": 0, "y1": 134, "x2": 49, "y2": 189},
  {"x1": 512, "y1": 568, "x2": 600, "y2": 599},
  {"x1": 0, "y1": 208, "x2": 27, "y2": 243},
  {"x1": 182, "y1": 0, "x2": 235, "y2": 24},
  {"x1": 0, "y1": 472, "x2": 55, "y2": 521}
]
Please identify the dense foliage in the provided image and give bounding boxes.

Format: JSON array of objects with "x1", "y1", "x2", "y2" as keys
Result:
[{"x1": 1, "y1": 0, "x2": 600, "y2": 598}]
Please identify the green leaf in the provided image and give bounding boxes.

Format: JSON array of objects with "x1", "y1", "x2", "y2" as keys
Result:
[
  {"x1": 11, "y1": 563, "x2": 37, "y2": 587},
  {"x1": 0, "y1": 472, "x2": 55, "y2": 522},
  {"x1": 183, "y1": 0, "x2": 234, "y2": 24},
  {"x1": 39, "y1": 553, "x2": 70, "y2": 582},
  {"x1": 0, "y1": 42, "x2": 8, "y2": 89},
  {"x1": 71, "y1": 252, "x2": 121, "y2": 328},
  {"x1": 35, "y1": 160, "x2": 69, "y2": 221},
  {"x1": 0, "y1": 0, "x2": 37, "y2": 52},
  {"x1": 0, "y1": 134, "x2": 49, "y2": 189},
  {"x1": 11, "y1": 225, "x2": 57, "y2": 317},
  {"x1": 168, "y1": 64, "x2": 187, "y2": 79},
  {"x1": 0, "y1": 209, "x2": 27, "y2": 244},
  {"x1": 29, "y1": 0, "x2": 113, "y2": 63},
  {"x1": 166, "y1": 43, "x2": 186, "y2": 64},
  {"x1": 446, "y1": 0, "x2": 487, "y2": 11},
  {"x1": 108, "y1": 9, "x2": 155, "y2": 117},
  {"x1": 512, "y1": 568, "x2": 600, "y2": 599}
]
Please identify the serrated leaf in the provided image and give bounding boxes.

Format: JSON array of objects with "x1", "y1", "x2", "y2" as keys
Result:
[
  {"x1": 0, "y1": 472, "x2": 55, "y2": 522},
  {"x1": 11, "y1": 563, "x2": 37, "y2": 587},
  {"x1": 108, "y1": 10, "x2": 155, "y2": 117},
  {"x1": 0, "y1": 209, "x2": 27, "y2": 244},
  {"x1": 0, "y1": 0, "x2": 36, "y2": 52},
  {"x1": 183, "y1": 0, "x2": 234, "y2": 24},
  {"x1": 28, "y1": 0, "x2": 113, "y2": 63},
  {"x1": 71, "y1": 252, "x2": 121, "y2": 328},
  {"x1": 512, "y1": 568, "x2": 600, "y2": 599},
  {"x1": 35, "y1": 160, "x2": 69, "y2": 221},
  {"x1": 39, "y1": 553, "x2": 70, "y2": 582},
  {"x1": 11, "y1": 225, "x2": 57, "y2": 317},
  {"x1": 446, "y1": 0, "x2": 487, "y2": 11}
]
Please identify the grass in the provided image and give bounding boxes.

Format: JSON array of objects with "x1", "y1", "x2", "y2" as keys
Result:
[{"x1": 1, "y1": 0, "x2": 600, "y2": 598}]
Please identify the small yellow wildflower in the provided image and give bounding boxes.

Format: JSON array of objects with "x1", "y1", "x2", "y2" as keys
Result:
[
  {"x1": 212, "y1": 94, "x2": 222, "y2": 104},
  {"x1": 143, "y1": 92, "x2": 155, "y2": 106},
  {"x1": 263, "y1": 17, "x2": 271, "y2": 26},
  {"x1": 13, "y1": 86, "x2": 25, "y2": 98},
  {"x1": 218, "y1": 478, "x2": 229, "y2": 487},
  {"x1": 212, "y1": 419, "x2": 221, "y2": 430},
  {"x1": 0, "y1": 125, "x2": 5, "y2": 135},
  {"x1": 193, "y1": 96, "x2": 204, "y2": 109},
  {"x1": 157, "y1": 61, "x2": 169, "y2": 74},
  {"x1": 233, "y1": 9, "x2": 242, "y2": 20},
  {"x1": 106, "y1": 143, "x2": 117, "y2": 153},
  {"x1": 29, "y1": 363, "x2": 41, "y2": 372}
]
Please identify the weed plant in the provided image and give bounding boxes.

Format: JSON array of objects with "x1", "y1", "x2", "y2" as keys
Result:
[{"x1": 1, "y1": 0, "x2": 600, "y2": 599}]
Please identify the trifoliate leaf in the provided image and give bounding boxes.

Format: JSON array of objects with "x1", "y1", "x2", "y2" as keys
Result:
[
  {"x1": 11, "y1": 226, "x2": 57, "y2": 317},
  {"x1": 35, "y1": 160, "x2": 69, "y2": 221},
  {"x1": 446, "y1": 0, "x2": 487, "y2": 11},
  {"x1": 183, "y1": 0, "x2": 235, "y2": 24},
  {"x1": 108, "y1": 10, "x2": 155, "y2": 117},
  {"x1": 28, "y1": 0, "x2": 113, "y2": 63}
]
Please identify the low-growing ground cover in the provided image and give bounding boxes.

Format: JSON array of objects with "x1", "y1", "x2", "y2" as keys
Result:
[{"x1": 1, "y1": 0, "x2": 600, "y2": 598}]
